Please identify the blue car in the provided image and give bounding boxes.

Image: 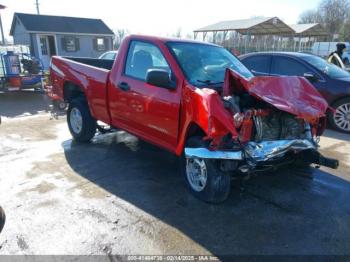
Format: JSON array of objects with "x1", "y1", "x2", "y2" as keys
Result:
[{"x1": 240, "y1": 52, "x2": 350, "y2": 133}]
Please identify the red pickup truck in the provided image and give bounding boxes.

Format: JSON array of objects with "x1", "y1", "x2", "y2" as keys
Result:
[{"x1": 50, "y1": 35, "x2": 338, "y2": 203}]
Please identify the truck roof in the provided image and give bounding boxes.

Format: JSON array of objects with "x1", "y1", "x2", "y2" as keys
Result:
[{"x1": 127, "y1": 34, "x2": 219, "y2": 47}]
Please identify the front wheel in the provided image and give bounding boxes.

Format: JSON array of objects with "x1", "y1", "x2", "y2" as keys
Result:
[
  {"x1": 328, "y1": 98, "x2": 350, "y2": 134},
  {"x1": 67, "y1": 98, "x2": 97, "y2": 142},
  {"x1": 180, "y1": 137, "x2": 231, "y2": 204}
]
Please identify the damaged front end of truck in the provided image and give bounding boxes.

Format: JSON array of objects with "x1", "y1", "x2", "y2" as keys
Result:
[{"x1": 185, "y1": 69, "x2": 339, "y2": 174}]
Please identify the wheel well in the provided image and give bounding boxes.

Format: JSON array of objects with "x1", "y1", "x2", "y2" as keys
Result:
[
  {"x1": 63, "y1": 82, "x2": 85, "y2": 102},
  {"x1": 185, "y1": 123, "x2": 206, "y2": 141},
  {"x1": 330, "y1": 96, "x2": 350, "y2": 107}
]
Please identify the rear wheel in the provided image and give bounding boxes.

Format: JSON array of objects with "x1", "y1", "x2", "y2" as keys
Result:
[
  {"x1": 180, "y1": 137, "x2": 231, "y2": 204},
  {"x1": 67, "y1": 98, "x2": 97, "y2": 142},
  {"x1": 328, "y1": 98, "x2": 350, "y2": 134}
]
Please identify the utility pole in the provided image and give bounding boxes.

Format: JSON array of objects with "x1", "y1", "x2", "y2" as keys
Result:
[
  {"x1": 35, "y1": 0, "x2": 40, "y2": 15},
  {"x1": 0, "y1": 4, "x2": 6, "y2": 46}
]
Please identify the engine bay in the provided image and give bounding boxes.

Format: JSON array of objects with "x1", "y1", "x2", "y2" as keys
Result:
[
  {"x1": 222, "y1": 93, "x2": 308, "y2": 144},
  {"x1": 217, "y1": 69, "x2": 331, "y2": 145}
]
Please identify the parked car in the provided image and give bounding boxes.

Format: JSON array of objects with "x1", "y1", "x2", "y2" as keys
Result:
[
  {"x1": 240, "y1": 52, "x2": 350, "y2": 133},
  {"x1": 343, "y1": 51, "x2": 350, "y2": 65},
  {"x1": 49, "y1": 35, "x2": 338, "y2": 203},
  {"x1": 98, "y1": 51, "x2": 118, "y2": 60}
]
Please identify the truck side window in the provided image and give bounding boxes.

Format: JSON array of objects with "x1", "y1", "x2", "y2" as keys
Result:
[{"x1": 125, "y1": 41, "x2": 170, "y2": 81}]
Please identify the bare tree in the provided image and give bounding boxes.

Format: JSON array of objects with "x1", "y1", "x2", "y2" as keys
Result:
[
  {"x1": 185, "y1": 33, "x2": 194, "y2": 40},
  {"x1": 173, "y1": 27, "x2": 182, "y2": 38},
  {"x1": 319, "y1": 0, "x2": 349, "y2": 36},
  {"x1": 339, "y1": 17, "x2": 350, "y2": 41},
  {"x1": 114, "y1": 29, "x2": 130, "y2": 49},
  {"x1": 298, "y1": 9, "x2": 323, "y2": 24},
  {"x1": 298, "y1": 0, "x2": 350, "y2": 39}
]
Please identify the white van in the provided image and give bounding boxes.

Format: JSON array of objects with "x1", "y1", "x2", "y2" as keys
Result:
[{"x1": 312, "y1": 42, "x2": 350, "y2": 63}]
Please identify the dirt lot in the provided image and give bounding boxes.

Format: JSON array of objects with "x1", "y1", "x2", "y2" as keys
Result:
[{"x1": 0, "y1": 91, "x2": 350, "y2": 256}]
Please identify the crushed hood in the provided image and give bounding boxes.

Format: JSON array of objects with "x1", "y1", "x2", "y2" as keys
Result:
[{"x1": 223, "y1": 69, "x2": 329, "y2": 122}]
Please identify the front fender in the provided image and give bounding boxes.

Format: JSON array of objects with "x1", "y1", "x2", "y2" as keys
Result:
[{"x1": 175, "y1": 85, "x2": 238, "y2": 155}]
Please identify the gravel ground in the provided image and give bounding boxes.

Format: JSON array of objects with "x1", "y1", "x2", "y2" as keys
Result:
[{"x1": 0, "y1": 91, "x2": 350, "y2": 257}]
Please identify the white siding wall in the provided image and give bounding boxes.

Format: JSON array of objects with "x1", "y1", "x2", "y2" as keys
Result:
[
  {"x1": 12, "y1": 19, "x2": 31, "y2": 46},
  {"x1": 56, "y1": 34, "x2": 114, "y2": 58}
]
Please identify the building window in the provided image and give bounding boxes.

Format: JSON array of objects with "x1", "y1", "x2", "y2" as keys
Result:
[
  {"x1": 39, "y1": 37, "x2": 48, "y2": 55},
  {"x1": 62, "y1": 36, "x2": 80, "y2": 52},
  {"x1": 94, "y1": 38, "x2": 108, "y2": 51}
]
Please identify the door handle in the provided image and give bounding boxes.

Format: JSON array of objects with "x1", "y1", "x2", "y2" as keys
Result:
[{"x1": 118, "y1": 82, "x2": 130, "y2": 91}]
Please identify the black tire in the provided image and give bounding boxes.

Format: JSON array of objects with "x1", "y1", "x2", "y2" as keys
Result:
[
  {"x1": 0, "y1": 206, "x2": 5, "y2": 233},
  {"x1": 180, "y1": 137, "x2": 231, "y2": 204},
  {"x1": 67, "y1": 98, "x2": 97, "y2": 142},
  {"x1": 291, "y1": 157, "x2": 312, "y2": 171},
  {"x1": 53, "y1": 100, "x2": 67, "y2": 111},
  {"x1": 58, "y1": 101, "x2": 67, "y2": 111},
  {"x1": 328, "y1": 97, "x2": 350, "y2": 134}
]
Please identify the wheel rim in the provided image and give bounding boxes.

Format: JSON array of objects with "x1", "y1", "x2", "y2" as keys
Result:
[
  {"x1": 59, "y1": 102, "x2": 67, "y2": 110},
  {"x1": 334, "y1": 103, "x2": 350, "y2": 131},
  {"x1": 186, "y1": 158, "x2": 207, "y2": 192},
  {"x1": 70, "y1": 107, "x2": 83, "y2": 134}
]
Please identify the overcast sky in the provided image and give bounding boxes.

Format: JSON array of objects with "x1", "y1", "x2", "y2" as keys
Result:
[{"x1": 1, "y1": 0, "x2": 320, "y2": 39}]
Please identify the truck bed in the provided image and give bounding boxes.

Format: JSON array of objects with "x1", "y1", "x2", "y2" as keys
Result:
[
  {"x1": 50, "y1": 56, "x2": 111, "y2": 124},
  {"x1": 62, "y1": 57, "x2": 114, "y2": 70}
]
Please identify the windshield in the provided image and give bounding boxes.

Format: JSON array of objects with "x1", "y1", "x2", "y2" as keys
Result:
[
  {"x1": 301, "y1": 55, "x2": 350, "y2": 79},
  {"x1": 167, "y1": 42, "x2": 253, "y2": 86}
]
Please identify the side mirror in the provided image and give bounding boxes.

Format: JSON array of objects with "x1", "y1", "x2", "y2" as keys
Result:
[
  {"x1": 146, "y1": 69, "x2": 175, "y2": 89},
  {"x1": 304, "y1": 72, "x2": 319, "y2": 83}
]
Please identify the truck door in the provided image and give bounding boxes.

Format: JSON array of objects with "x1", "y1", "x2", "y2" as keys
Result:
[{"x1": 108, "y1": 40, "x2": 181, "y2": 152}]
